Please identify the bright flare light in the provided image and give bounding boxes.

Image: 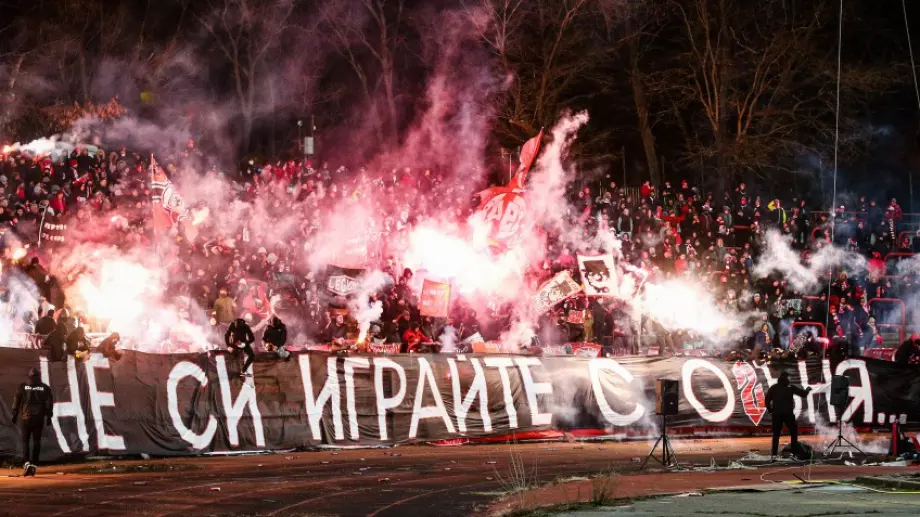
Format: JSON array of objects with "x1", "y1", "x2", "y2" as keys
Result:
[
  {"x1": 401, "y1": 223, "x2": 528, "y2": 299},
  {"x1": 640, "y1": 279, "x2": 740, "y2": 336},
  {"x1": 192, "y1": 207, "x2": 210, "y2": 226},
  {"x1": 73, "y1": 258, "x2": 162, "y2": 333}
]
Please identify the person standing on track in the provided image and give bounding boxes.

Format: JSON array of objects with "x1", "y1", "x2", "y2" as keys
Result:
[
  {"x1": 11, "y1": 367, "x2": 53, "y2": 477},
  {"x1": 765, "y1": 371, "x2": 812, "y2": 460}
]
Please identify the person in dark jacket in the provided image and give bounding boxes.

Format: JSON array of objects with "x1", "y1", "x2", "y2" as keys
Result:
[
  {"x1": 34, "y1": 310, "x2": 56, "y2": 336},
  {"x1": 262, "y1": 316, "x2": 289, "y2": 361},
  {"x1": 225, "y1": 318, "x2": 255, "y2": 377},
  {"x1": 41, "y1": 323, "x2": 68, "y2": 362},
  {"x1": 895, "y1": 337, "x2": 920, "y2": 365},
  {"x1": 65, "y1": 326, "x2": 90, "y2": 360},
  {"x1": 765, "y1": 371, "x2": 812, "y2": 459},
  {"x1": 11, "y1": 367, "x2": 53, "y2": 477}
]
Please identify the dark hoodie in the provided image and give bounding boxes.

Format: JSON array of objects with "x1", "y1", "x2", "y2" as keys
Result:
[
  {"x1": 263, "y1": 316, "x2": 287, "y2": 348},
  {"x1": 65, "y1": 326, "x2": 90, "y2": 356},
  {"x1": 12, "y1": 368, "x2": 53, "y2": 423},
  {"x1": 765, "y1": 372, "x2": 811, "y2": 415},
  {"x1": 225, "y1": 318, "x2": 255, "y2": 348},
  {"x1": 895, "y1": 338, "x2": 919, "y2": 365},
  {"x1": 41, "y1": 323, "x2": 68, "y2": 362}
]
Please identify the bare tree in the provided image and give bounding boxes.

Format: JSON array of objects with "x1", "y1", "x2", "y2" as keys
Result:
[
  {"x1": 666, "y1": 0, "x2": 896, "y2": 179},
  {"x1": 320, "y1": 0, "x2": 405, "y2": 147},
  {"x1": 200, "y1": 0, "x2": 295, "y2": 152},
  {"x1": 595, "y1": 0, "x2": 665, "y2": 185},
  {"x1": 470, "y1": 0, "x2": 594, "y2": 146}
]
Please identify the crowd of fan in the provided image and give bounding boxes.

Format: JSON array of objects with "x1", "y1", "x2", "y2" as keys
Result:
[{"x1": 1, "y1": 140, "x2": 919, "y2": 365}]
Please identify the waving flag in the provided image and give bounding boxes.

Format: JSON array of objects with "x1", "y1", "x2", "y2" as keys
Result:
[
  {"x1": 419, "y1": 279, "x2": 451, "y2": 317},
  {"x1": 577, "y1": 253, "x2": 618, "y2": 297},
  {"x1": 533, "y1": 270, "x2": 582, "y2": 314},
  {"x1": 150, "y1": 155, "x2": 191, "y2": 230},
  {"x1": 508, "y1": 129, "x2": 543, "y2": 190},
  {"x1": 474, "y1": 130, "x2": 543, "y2": 246}
]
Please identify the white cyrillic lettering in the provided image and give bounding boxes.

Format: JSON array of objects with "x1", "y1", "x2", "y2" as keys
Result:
[
  {"x1": 514, "y1": 358, "x2": 553, "y2": 427},
  {"x1": 681, "y1": 359, "x2": 735, "y2": 423},
  {"x1": 167, "y1": 361, "x2": 217, "y2": 450},
  {"x1": 589, "y1": 358, "x2": 645, "y2": 426},
  {"x1": 447, "y1": 357, "x2": 491, "y2": 433},
  {"x1": 408, "y1": 358, "x2": 456, "y2": 439},
  {"x1": 835, "y1": 359, "x2": 873, "y2": 424},
  {"x1": 215, "y1": 356, "x2": 265, "y2": 447},
  {"x1": 796, "y1": 359, "x2": 835, "y2": 422},
  {"x1": 300, "y1": 355, "x2": 344, "y2": 441},
  {"x1": 343, "y1": 357, "x2": 370, "y2": 440},
  {"x1": 41, "y1": 357, "x2": 89, "y2": 453},
  {"x1": 374, "y1": 358, "x2": 406, "y2": 441},
  {"x1": 483, "y1": 357, "x2": 519, "y2": 429},
  {"x1": 85, "y1": 354, "x2": 125, "y2": 450}
]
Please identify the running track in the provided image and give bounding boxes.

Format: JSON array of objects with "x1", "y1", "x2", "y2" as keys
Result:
[{"x1": 0, "y1": 437, "x2": 893, "y2": 516}]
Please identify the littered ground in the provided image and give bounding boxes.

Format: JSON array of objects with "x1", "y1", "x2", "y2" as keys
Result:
[
  {"x1": 549, "y1": 487, "x2": 920, "y2": 517},
  {"x1": 0, "y1": 436, "x2": 915, "y2": 517}
]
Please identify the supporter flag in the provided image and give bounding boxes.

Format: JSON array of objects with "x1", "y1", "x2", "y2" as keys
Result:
[
  {"x1": 419, "y1": 279, "x2": 451, "y2": 318},
  {"x1": 39, "y1": 216, "x2": 67, "y2": 247},
  {"x1": 326, "y1": 266, "x2": 362, "y2": 297},
  {"x1": 508, "y1": 129, "x2": 544, "y2": 190},
  {"x1": 577, "y1": 253, "x2": 618, "y2": 297},
  {"x1": 532, "y1": 270, "x2": 582, "y2": 314},
  {"x1": 474, "y1": 130, "x2": 543, "y2": 246},
  {"x1": 150, "y1": 155, "x2": 191, "y2": 230}
]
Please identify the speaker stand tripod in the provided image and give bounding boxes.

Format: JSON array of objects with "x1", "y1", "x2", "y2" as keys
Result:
[
  {"x1": 641, "y1": 414, "x2": 680, "y2": 470},
  {"x1": 825, "y1": 413, "x2": 865, "y2": 457}
]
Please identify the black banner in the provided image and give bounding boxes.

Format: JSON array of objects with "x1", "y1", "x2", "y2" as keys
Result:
[{"x1": 1, "y1": 349, "x2": 918, "y2": 462}]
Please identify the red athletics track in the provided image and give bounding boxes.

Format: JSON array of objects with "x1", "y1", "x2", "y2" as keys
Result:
[{"x1": 0, "y1": 436, "x2": 910, "y2": 517}]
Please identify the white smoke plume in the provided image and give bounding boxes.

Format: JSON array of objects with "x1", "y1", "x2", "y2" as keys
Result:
[
  {"x1": 754, "y1": 230, "x2": 867, "y2": 293},
  {"x1": 0, "y1": 270, "x2": 42, "y2": 345},
  {"x1": 438, "y1": 322, "x2": 458, "y2": 353},
  {"x1": 348, "y1": 270, "x2": 394, "y2": 343},
  {"x1": 527, "y1": 111, "x2": 591, "y2": 232}
]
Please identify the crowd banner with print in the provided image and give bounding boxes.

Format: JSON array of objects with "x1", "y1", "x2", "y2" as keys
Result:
[
  {"x1": 533, "y1": 270, "x2": 582, "y2": 314},
  {"x1": 2, "y1": 349, "x2": 918, "y2": 461},
  {"x1": 368, "y1": 343, "x2": 400, "y2": 354},
  {"x1": 39, "y1": 216, "x2": 67, "y2": 246},
  {"x1": 325, "y1": 266, "x2": 362, "y2": 297},
  {"x1": 419, "y1": 280, "x2": 451, "y2": 318},
  {"x1": 577, "y1": 254, "x2": 618, "y2": 296}
]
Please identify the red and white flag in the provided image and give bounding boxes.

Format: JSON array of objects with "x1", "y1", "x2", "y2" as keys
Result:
[
  {"x1": 473, "y1": 130, "x2": 543, "y2": 247},
  {"x1": 150, "y1": 155, "x2": 191, "y2": 230},
  {"x1": 508, "y1": 129, "x2": 543, "y2": 190}
]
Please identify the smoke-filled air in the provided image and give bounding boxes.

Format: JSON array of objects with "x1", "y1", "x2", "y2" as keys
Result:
[{"x1": 0, "y1": 0, "x2": 918, "y2": 369}]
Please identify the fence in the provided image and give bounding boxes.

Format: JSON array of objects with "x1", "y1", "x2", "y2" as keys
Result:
[
  {"x1": 789, "y1": 321, "x2": 826, "y2": 349},
  {"x1": 868, "y1": 298, "x2": 906, "y2": 343}
]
